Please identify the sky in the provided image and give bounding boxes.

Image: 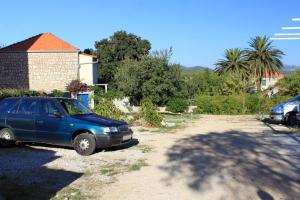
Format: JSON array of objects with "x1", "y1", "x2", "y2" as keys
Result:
[{"x1": 1, "y1": 0, "x2": 300, "y2": 68}]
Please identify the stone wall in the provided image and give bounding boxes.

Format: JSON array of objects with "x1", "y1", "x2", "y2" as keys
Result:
[
  {"x1": 0, "y1": 53, "x2": 29, "y2": 89},
  {"x1": 28, "y1": 52, "x2": 78, "y2": 92}
]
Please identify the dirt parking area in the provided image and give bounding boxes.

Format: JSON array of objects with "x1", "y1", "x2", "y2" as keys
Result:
[{"x1": 1, "y1": 115, "x2": 300, "y2": 200}]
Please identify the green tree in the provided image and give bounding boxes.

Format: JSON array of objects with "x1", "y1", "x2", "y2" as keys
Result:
[
  {"x1": 95, "y1": 31, "x2": 151, "y2": 84},
  {"x1": 275, "y1": 70, "x2": 300, "y2": 96},
  {"x1": 245, "y1": 36, "x2": 284, "y2": 91},
  {"x1": 115, "y1": 50, "x2": 181, "y2": 106},
  {"x1": 215, "y1": 48, "x2": 249, "y2": 83}
]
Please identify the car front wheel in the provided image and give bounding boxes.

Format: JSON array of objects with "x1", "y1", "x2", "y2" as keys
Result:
[
  {"x1": 74, "y1": 133, "x2": 96, "y2": 156},
  {"x1": 285, "y1": 113, "x2": 298, "y2": 127},
  {"x1": 0, "y1": 128, "x2": 15, "y2": 147}
]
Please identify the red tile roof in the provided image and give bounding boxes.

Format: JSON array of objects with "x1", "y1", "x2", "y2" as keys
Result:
[
  {"x1": 0, "y1": 32, "x2": 79, "y2": 52},
  {"x1": 263, "y1": 71, "x2": 285, "y2": 79}
]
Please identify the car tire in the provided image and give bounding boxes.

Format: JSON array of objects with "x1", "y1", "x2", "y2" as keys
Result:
[
  {"x1": 286, "y1": 113, "x2": 298, "y2": 127},
  {"x1": 74, "y1": 133, "x2": 96, "y2": 156},
  {"x1": 0, "y1": 128, "x2": 15, "y2": 147}
]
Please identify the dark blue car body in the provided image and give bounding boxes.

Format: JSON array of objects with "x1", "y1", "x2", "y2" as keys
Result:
[{"x1": 0, "y1": 97, "x2": 133, "y2": 155}]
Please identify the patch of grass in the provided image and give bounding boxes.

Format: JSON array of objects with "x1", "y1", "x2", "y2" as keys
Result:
[
  {"x1": 134, "y1": 144, "x2": 153, "y2": 153},
  {"x1": 100, "y1": 162, "x2": 123, "y2": 176},
  {"x1": 149, "y1": 123, "x2": 187, "y2": 134},
  {"x1": 138, "y1": 128, "x2": 149, "y2": 132},
  {"x1": 128, "y1": 159, "x2": 148, "y2": 172},
  {"x1": 100, "y1": 159, "x2": 148, "y2": 176},
  {"x1": 100, "y1": 168, "x2": 115, "y2": 176},
  {"x1": 51, "y1": 187, "x2": 90, "y2": 200}
]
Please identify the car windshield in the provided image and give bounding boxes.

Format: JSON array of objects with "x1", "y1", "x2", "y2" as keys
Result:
[{"x1": 59, "y1": 99, "x2": 92, "y2": 116}]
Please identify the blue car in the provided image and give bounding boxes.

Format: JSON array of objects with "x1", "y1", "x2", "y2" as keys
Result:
[{"x1": 0, "y1": 97, "x2": 133, "y2": 155}]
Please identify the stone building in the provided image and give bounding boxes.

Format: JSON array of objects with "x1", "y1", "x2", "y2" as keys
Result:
[{"x1": 0, "y1": 32, "x2": 98, "y2": 92}]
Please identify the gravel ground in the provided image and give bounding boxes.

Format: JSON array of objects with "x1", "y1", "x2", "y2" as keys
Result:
[{"x1": 0, "y1": 115, "x2": 299, "y2": 200}]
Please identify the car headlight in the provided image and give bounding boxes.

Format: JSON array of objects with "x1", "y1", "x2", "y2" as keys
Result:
[{"x1": 103, "y1": 127, "x2": 118, "y2": 133}]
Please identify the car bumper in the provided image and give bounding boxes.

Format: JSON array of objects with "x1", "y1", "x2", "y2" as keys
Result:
[
  {"x1": 95, "y1": 129, "x2": 133, "y2": 149},
  {"x1": 269, "y1": 112, "x2": 284, "y2": 123}
]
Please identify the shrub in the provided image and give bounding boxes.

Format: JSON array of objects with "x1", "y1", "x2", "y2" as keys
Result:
[
  {"x1": 139, "y1": 98, "x2": 162, "y2": 127},
  {"x1": 93, "y1": 97, "x2": 125, "y2": 121},
  {"x1": 66, "y1": 80, "x2": 88, "y2": 93},
  {"x1": 194, "y1": 94, "x2": 291, "y2": 115},
  {"x1": 0, "y1": 89, "x2": 46, "y2": 100},
  {"x1": 51, "y1": 89, "x2": 65, "y2": 97},
  {"x1": 166, "y1": 98, "x2": 188, "y2": 113}
]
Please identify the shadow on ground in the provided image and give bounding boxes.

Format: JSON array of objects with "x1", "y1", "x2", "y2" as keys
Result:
[
  {"x1": 0, "y1": 146, "x2": 82, "y2": 200},
  {"x1": 104, "y1": 138, "x2": 139, "y2": 152},
  {"x1": 161, "y1": 131, "x2": 300, "y2": 200}
]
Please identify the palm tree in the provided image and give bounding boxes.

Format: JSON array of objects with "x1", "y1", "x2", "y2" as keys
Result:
[
  {"x1": 245, "y1": 36, "x2": 284, "y2": 91},
  {"x1": 215, "y1": 48, "x2": 249, "y2": 82}
]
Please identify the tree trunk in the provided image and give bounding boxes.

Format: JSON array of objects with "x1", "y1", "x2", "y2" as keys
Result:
[{"x1": 257, "y1": 77, "x2": 262, "y2": 92}]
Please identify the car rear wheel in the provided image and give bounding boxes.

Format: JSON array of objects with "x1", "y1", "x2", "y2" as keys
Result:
[
  {"x1": 74, "y1": 133, "x2": 96, "y2": 156},
  {"x1": 0, "y1": 128, "x2": 15, "y2": 147}
]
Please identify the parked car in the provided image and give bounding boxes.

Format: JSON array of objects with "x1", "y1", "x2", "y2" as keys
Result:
[
  {"x1": 269, "y1": 95, "x2": 300, "y2": 126},
  {"x1": 0, "y1": 97, "x2": 133, "y2": 155}
]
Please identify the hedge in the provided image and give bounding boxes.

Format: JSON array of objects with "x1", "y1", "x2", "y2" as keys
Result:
[
  {"x1": 0, "y1": 89, "x2": 46, "y2": 100},
  {"x1": 194, "y1": 95, "x2": 291, "y2": 115}
]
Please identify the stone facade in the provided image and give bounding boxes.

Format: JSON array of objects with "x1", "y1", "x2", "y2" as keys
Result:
[
  {"x1": 0, "y1": 52, "x2": 79, "y2": 92},
  {"x1": 28, "y1": 52, "x2": 78, "y2": 91},
  {"x1": 0, "y1": 53, "x2": 29, "y2": 89}
]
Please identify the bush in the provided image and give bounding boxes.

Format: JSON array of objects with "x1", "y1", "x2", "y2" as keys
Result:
[
  {"x1": 195, "y1": 95, "x2": 240, "y2": 114},
  {"x1": 66, "y1": 80, "x2": 88, "y2": 93},
  {"x1": 0, "y1": 89, "x2": 46, "y2": 100},
  {"x1": 51, "y1": 89, "x2": 65, "y2": 97},
  {"x1": 195, "y1": 95, "x2": 291, "y2": 115},
  {"x1": 139, "y1": 98, "x2": 162, "y2": 127},
  {"x1": 166, "y1": 98, "x2": 188, "y2": 113},
  {"x1": 93, "y1": 97, "x2": 125, "y2": 121}
]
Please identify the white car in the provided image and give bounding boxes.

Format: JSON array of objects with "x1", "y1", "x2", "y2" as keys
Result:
[{"x1": 269, "y1": 95, "x2": 300, "y2": 125}]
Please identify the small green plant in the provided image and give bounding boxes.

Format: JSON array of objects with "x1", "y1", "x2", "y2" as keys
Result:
[
  {"x1": 100, "y1": 168, "x2": 116, "y2": 176},
  {"x1": 128, "y1": 159, "x2": 148, "y2": 171},
  {"x1": 139, "y1": 98, "x2": 162, "y2": 127},
  {"x1": 93, "y1": 97, "x2": 125, "y2": 121},
  {"x1": 100, "y1": 159, "x2": 148, "y2": 176},
  {"x1": 166, "y1": 97, "x2": 188, "y2": 113},
  {"x1": 51, "y1": 89, "x2": 64, "y2": 97}
]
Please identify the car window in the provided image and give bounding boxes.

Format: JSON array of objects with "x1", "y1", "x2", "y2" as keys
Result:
[
  {"x1": 0, "y1": 98, "x2": 20, "y2": 113},
  {"x1": 17, "y1": 99, "x2": 38, "y2": 115},
  {"x1": 40, "y1": 99, "x2": 61, "y2": 116},
  {"x1": 58, "y1": 99, "x2": 92, "y2": 116}
]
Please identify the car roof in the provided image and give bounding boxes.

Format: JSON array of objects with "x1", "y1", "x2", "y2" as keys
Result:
[{"x1": 3, "y1": 96, "x2": 74, "y2": 100}]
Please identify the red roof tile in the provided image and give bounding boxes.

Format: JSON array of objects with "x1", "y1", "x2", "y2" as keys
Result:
[
  {"x1": 0, "y1": 32, "x2": 79, "y2": 52},
  {"x1": 263, "y1": 71, "x2": 284, "y2": 79}
]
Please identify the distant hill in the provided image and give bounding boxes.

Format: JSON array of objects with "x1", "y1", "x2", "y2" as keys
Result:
[
  {"x1": 181, "y1": 66, "x2": 212, "y2": 71},
  {"x1": 282, "y1": 65, "x2": 300, "y2": 73}
]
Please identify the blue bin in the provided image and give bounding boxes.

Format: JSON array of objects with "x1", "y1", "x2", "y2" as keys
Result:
[{"x1": 77, "y1": 93, "x2": 89, "y2": 108}]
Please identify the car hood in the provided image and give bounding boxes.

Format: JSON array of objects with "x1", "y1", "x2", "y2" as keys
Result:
[{"x1": 71, "y1": 114, "x2": 127, "y2": 127}]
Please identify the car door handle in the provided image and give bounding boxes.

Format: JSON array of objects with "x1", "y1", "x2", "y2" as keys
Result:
[{"x1": 37, "y1": 120, "x2": 44, "y2": 124}]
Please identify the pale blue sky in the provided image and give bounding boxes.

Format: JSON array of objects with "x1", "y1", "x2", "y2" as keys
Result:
[{"x1": 1, "y1": 0, "x2": 299, "y2": 67}]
